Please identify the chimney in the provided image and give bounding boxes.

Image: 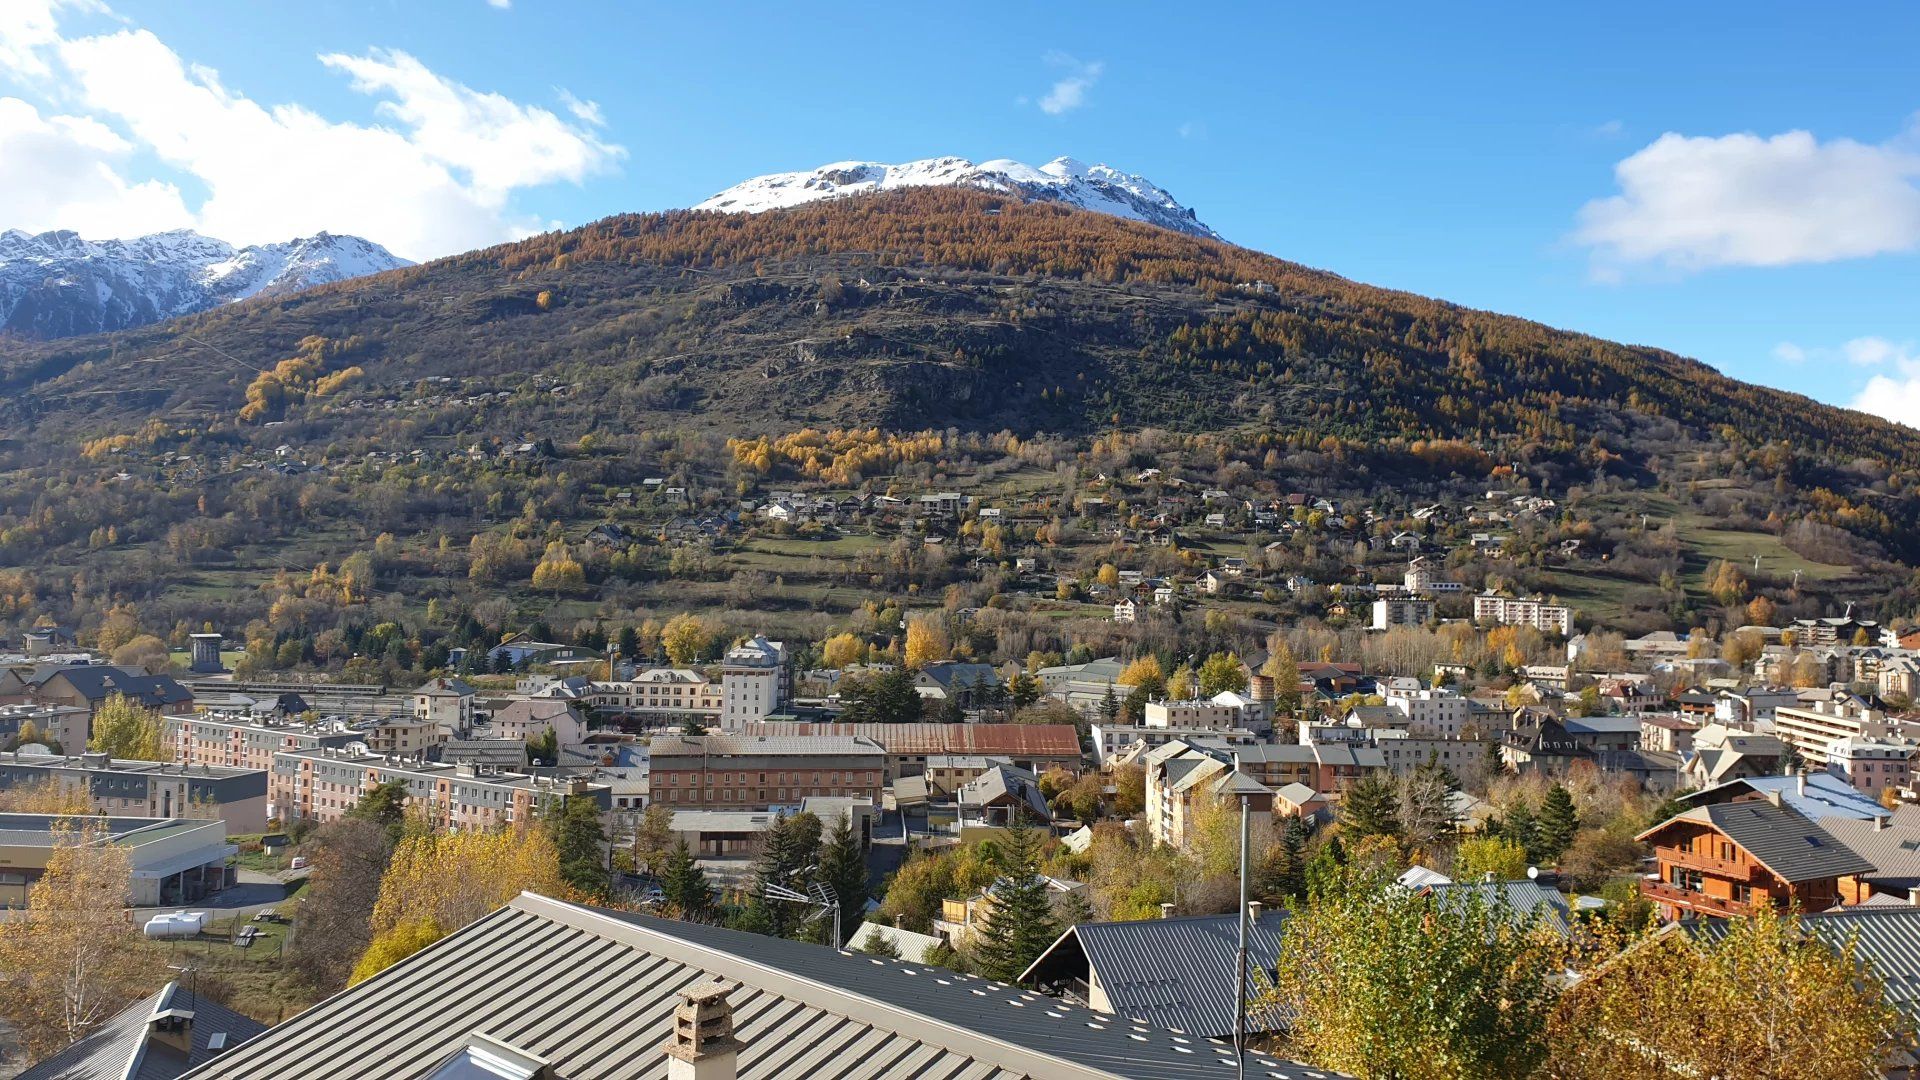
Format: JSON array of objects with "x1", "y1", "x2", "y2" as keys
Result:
[
  {"x1": 1910, "y1": 886, "x2": 1920, "y2": 907},
  {"x1": 1484, "y1": 871, "x2": 1496, "y2": 883},
  {"x1": 1159, "y1": 902, "x2": 1175, "y2": 920},
  {"x1": 1877, "y1": 814, "x2": 1890, "y2": 833},
  {"x1": 1247, "y1": 900, "x2": 1263, "y2": 922},
  {"x1": 663, "y1": 983, "x2": 741, "y2": 1080},
  {"x1": 1797, "y1": 773, "x2": 1807, "y2": 795}
]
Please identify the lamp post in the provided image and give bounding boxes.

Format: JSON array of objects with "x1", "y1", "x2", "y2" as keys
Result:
[{"x1": 1235, "y1": 793, "x2": 1249, "y2": 1080}]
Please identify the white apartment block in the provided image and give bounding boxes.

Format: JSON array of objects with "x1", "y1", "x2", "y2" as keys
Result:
[
  {"x1": 1473, "y1": 592, "x2": 1572, "y2": 635},
  {"x1": 166, "y1": 712, "x2": 361, "y2": 772},
  {"x1": 1142, "y1": 700, "x2": 1245, "y2": 730},
  {"x1": 720, "y1": 637, "x2": 789, "y2": 730},
  {"x1": 1380, "y1": 684, "x2": 1472, "y2": 737},
  {"x1": 1775, "y1": 699, "x2": 1907, "y2": 767},
  {"x1": 592, "y1": 669, "x2": 724, "y2": 723}
]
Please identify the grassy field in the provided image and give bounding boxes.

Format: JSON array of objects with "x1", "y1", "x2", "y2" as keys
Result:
[{"x1": 139, "y1": 880, "x2": 315, "y2": 1025}]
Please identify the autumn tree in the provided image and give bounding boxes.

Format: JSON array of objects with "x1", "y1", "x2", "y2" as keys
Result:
[
  {"x1": 1261, "y1": 633, "x2": 1302, "y2": 716},
  {"x1": 1197, "y1": 651, "x2": 1249, "y2": 697},
  {"x1": 0, "y1": 775, "x2": 90, "y2": 814},
  {"x1": 289, "y1": 816, "x2": 394, "y2": 993},
  {"x1": 0, "y1": 820, "x2": 167, "y2": 1061},
  {"x1": 904, "y1": 614, "x2": 951, "y2": 669},
  {"x1": 1547, "y1": 905, "x2": 1901, "y2": 1079},
  {"x1": 632, "y1": 803, "x2": 675, "y2": 875},
  {"x1": 661, "y1": 613, "x2": 715, "y2": 665},
  {"x1": 1269, "y1": 864, "x2": 1565, "y2": 1079},
  {"x1": 355, "y1": 824, "x2": 568, "y2": 983},
  {"x1": 110, "y1": 634, "x2": 172, "y2": 675},
  {"x1": 821, "y1": 632, "x2": 865, "y2": 668},
  {"x1": 87, "y1": 694, "x2": 165, "y2": 760},
  {"x1": 1454, "y1": 836, "x2": 1530, "y2": 881},
  {"x1": 530, "y1": 540, "x2": 586, "y2": 591}
]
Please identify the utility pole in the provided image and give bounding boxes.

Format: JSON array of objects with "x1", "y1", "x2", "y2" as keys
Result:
[{"x1": 1235, "y1": 794, "x2": 1250, "y2": 1080}]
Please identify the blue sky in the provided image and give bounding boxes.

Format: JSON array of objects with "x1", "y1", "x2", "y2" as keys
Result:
[{"x1": 5, "y1": 1, "x2": 1919, "y2": 423}]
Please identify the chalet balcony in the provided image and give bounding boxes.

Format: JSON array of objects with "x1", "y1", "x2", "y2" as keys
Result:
[
  {"x1": 1641, "y1": 876, "x2": 1753, "y2": 918},
  {"x1": 1656, "y1": 846, "x2": 1756, "y2": 883}
]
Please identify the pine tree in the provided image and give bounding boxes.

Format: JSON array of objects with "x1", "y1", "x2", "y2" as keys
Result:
[
  {"x1": 660, "y1": 838, "x2": 713, "y2": 921},
  {"x1": 1502, "y1": 801, "x2": 1541, "y2": 864},
  {"x1": 1268, "y1": 816, "x2": 1310, "y2": 901},
  {"x1": 971, "y1": 822, "x2": 1059, "y2": 982},
  {"x1": 545, "y1": 795, "x2": 608, "y2": 899},
  {"x1": 1100, "y1": 684, "x2": 1120, "y2": 724},
  {"x1": 1535, "y1": 784, "x2": 1579, "y2": 864},
  {"x1": 817, "y1": 815, "x2": 869, "y2": 945},
  {"x1": 1338, "y1": 772, "x2": 1402, "y2": 841}
]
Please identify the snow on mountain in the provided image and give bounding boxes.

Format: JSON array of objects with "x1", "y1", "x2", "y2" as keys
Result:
[
  {"x1": 694, "y1": 155, "x2": 1222, "y2": 240},
  {"x1": 0, "y1": 228, "x2": 411, "y2": 340}
]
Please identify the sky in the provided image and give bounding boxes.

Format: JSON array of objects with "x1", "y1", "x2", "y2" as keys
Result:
[{"x1": 4, "y1": 1, "x2": 1919, "y2": 425}]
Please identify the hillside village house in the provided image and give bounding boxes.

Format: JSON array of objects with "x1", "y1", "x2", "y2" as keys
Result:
[
  {"x1": 412, "y1": 676, "x2": 476, "y2": 727},
  {"x1": 1637, "y1": 800, "x2": 1872, "y2": 920}
]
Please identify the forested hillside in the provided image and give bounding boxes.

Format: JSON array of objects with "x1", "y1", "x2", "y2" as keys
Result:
[{"x1": 1, "y1": 188, "x2": 1917, "y2": 676}]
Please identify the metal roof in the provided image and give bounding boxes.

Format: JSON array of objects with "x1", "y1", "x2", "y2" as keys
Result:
[
  {"x1": 1678, "y1": 773, "x2": 1891, "y2": 825},
  {"x1": 1642, "y1": 801, "x2": 1876, "y2": 883},
  {"x1": 742, "y1": 722, "x2": 1082, "y2": 759},
  {"x1": 1020, "y1": 911, "x2": 1292, "y2": 1039},
  {"x1": 1416, "y1": 880, "x2": 1572, "y2": 935},
  {"x1": 1820, "y1": 806, "x2": 1920, "y2": 888},
  {"x1": 20, "y1": 981, "x2": 265, "y2": 1080},
  {"x1": 1800, "y1": 907, "x2": 1920, "y2": 1020},
  {"x1": 182, "y1": 893, "x2": 1343, "y2": 1080}
]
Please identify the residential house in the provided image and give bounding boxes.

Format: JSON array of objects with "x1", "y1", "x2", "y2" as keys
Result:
[
  {"x1": 956, "y1": 764, "x2": 1052, "y2": 829},
  {"x1": 1775, "y1": 698, "x2": 1909, "y2": 767},
  {"x1": 412, "y1": 677, "x2": 476, "y2": 728},
  {"x1": 1682, "y1": 724, "x2": 1788, "y2": 789},
  {"x1": 0, "y1": 663, "x2": 192, "y2": 719},
  {"x1": 16, "y1": 982, "x2": 266, "y2": 1080},
  {"x1": 1826, "y1": 736, "x2": 1917, "y2": 799},
  {"x1": 1637, "y1": 800, "x2": 1872, "y2": 919},
  {"x1": 912, "y1": 661, "x2": 1003, "y2": 709},
  {"x1": 489, "y1": 699, "x2": 589, "y2": 748}
]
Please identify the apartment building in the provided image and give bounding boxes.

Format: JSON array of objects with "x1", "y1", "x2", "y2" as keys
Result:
[
  {"x1": 719, "y1": 636, "x2": 790, "y2": 730},
  {"x1": 0, "y1": 703, "x2": 89, "y2": 753},
  {"x1": 1825, "y1": 736, "x2": 1917, "y2": 799},
  {"x1": 1380, "y1": 682, "x2": 1472, "y2": 737},
  {"x1": 166, "y1": 712, "x2": 361, "y2": 772},
  {"x1": 1775, "y1": 698, "x2": 1907, "y2": 767},
  {"x1": 591, "y1": 668, "x2": 724, "y2": 725},
  {"x1": 412, "y1": 677, "x2": 476, "y2": 728},
  {"x1": 1473, "y1": 592, "x2": 1573, "y2": 635},
  {"x1": 738, "y1": 721, "x2": 1083, "y2": 781},
  {"x1": 272, "y1": 747, "x2": 609, "y2": 828},
  {"x1": 0, "y1": 750, "x2": 269, "y2": 832},
  {"x1": 1371, "y1": 595, "x2": 1435, "y2": 631},
  {"x1": 647, "y1": 734, "x2": 884, "y2": 810}
]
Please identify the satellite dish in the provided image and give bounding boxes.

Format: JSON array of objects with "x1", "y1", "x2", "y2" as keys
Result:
[{"x1": 1526, "y1": 865, "x2": 1539, "y2": 880}]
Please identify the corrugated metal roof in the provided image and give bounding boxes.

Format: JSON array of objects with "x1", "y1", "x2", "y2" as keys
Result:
[
  {"x1": 1801, "y1": 907, "x2": 1920, "y2": 1020},
  {"x1": 182, "y1": 894, "x2": 1344, "y2": 1080},
  {"x1": 742, "y1": 723, "x2": 1081, "y2": 759},
  {"x1": 1418, "y1": 880, "x2": 1572, "y2": 935},
  {"x1": 1020, "y1": 912, "x2": 1291, "y2": 1039}
]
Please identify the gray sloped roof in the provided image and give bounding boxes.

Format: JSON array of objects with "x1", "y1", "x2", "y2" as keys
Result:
[
  {"x1": 182, "y1": 893, "x2": 1340, "y2": 1080},
  {"x1": 21, "y1": 982, "x2": 266, "y2": 1080},
  {"x1": 1800, "y1": 907, "x2": 1920, "y2": 1020},
  {"x1": 1020, "y1": 911, "x2": 1291, "y2": 1039},
  {"x1": 1417, "y1": 880, "x2": 1572, "y2": 936},
  {"x1": 1823, "y1": 806, "x2": 1920, "y2": 887},
  {"x1": 1647, "y1": 802, "x2": 1875, "y2": 883}
]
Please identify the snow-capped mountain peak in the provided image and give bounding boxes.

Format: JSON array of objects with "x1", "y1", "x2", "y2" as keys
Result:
[
  {"x1": 694, "y1": 155, "x2": 1221, "y2": 240},
  {"x1": 0, "y1": 227, "x2": 411, "y2": 340}
]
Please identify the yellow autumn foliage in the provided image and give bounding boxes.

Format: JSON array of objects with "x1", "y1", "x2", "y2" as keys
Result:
[{"x1": 727, "y1": 427, "x2": 944, "y2": 485}]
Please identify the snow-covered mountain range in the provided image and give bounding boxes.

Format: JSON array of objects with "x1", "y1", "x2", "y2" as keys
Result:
[
  {"x1": 694, "y1": 156, "x2": 1221, "y2": 240},
  {"x1": 0, "y1": 228, "x2": 411, "y2": 340}
]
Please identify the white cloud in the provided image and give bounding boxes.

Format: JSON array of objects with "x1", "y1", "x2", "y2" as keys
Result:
[
  {"x1": 0, "y1": 0, "x2": 98, "y2": 79},
  {"x1": 1575, "y1": 123, "x2": 1920, "y2": 274},
  {"x1": 1853, "y1": 371, "x2": 1920, "y2": 428},
  {"x1": 1782, "y1": 336, "x2": 1920, "y2": 427},
  {"x1": 3, "y1": 7, "x2": 624, "y2": 260},
  {"x1": 1037, "y1": 52, "x2": 1103, "y2": 116},
  {"x1": 1775, "y1": 335, "x2": 1920, "y2": 369},
  {"x1": 0, "y1": 96, "x2": 193, "y2": 237},
  {"x1": 487, "y1": 0, "x2": 511, "y2": 7},
  {"x1": 1591, "y1": 119, "x2": 1624, "y2": 138},
  {"x1": 556, "y1": 88, "x2": 605, "y2": 128}
]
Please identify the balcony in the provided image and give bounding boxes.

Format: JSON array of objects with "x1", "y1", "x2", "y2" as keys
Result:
[
  {"x1": 1657, "y1": 847, "x2": 1755, "y2": 882},
  {"x1": 1641, "y1": 876, "x2": 1752, "y2": 918}
]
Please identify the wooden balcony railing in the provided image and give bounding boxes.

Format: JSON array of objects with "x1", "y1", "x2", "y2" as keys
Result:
[{"x1": 1641, "y1": 877, "x2": 1753, "y2": 918}]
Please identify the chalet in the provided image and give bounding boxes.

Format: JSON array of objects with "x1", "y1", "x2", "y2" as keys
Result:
[{"x1": 1637, "y1": 800, "x2": 1872, "y2": 920}]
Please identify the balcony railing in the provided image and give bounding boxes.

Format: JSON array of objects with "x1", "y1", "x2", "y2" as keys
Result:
[
  {"x1": 1641, "y1": 876, "x2": 1752, "y2": 918},
  {"x1": 1656, "y1": 847, "x2": 1756, "y2": 882}
]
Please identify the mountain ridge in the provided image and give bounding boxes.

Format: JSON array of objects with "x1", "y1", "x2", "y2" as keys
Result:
[
  {"x1": 695, "y1": 155, "x2": 1221, "y2": 240},
  {"x1": 0, "y1": 227, "x2": 411, "y2": 340}
]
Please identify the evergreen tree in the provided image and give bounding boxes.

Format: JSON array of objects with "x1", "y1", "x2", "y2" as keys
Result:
[
  {"x1": 659, "y1": 838, "x2": 713, "y2": 921},
  {"x1": 1501, "y1": 801, "x2": 1541, "y2": 865},
  {"x1": 839, "y1": 668, "x2": 923, "y2": 724},
  {"x1": 857, "y1": 927, "x2": 901, "y2": 958},
  {"x1": 1267, "y1": 816, "x2": 1310, "y2": 901},
  {"x1": 1010, "y1": 670, "x2": 1040, "y2": 711},
  {"x1": 750, "y1": 812, "x2": 824, "y2": 938},
  {"x1": 1099, "y1": 684, "x2": 1120, "y2": 724},
  {"x1": 1338, "y1": 772, "x2": 1402, "y2": 841},
  {"x1": 1535, "y1": 784, "x2": 1579, "y2": 864},
  {"x1": 971, "y1": 822, "x2": 1059, "y2": 982},
  {"x1": 816, "y1": 815, "x2": 869, "y2": 945},
  {"x1": 546, "y1": 796, "x2": 608, "y2": 899}
]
